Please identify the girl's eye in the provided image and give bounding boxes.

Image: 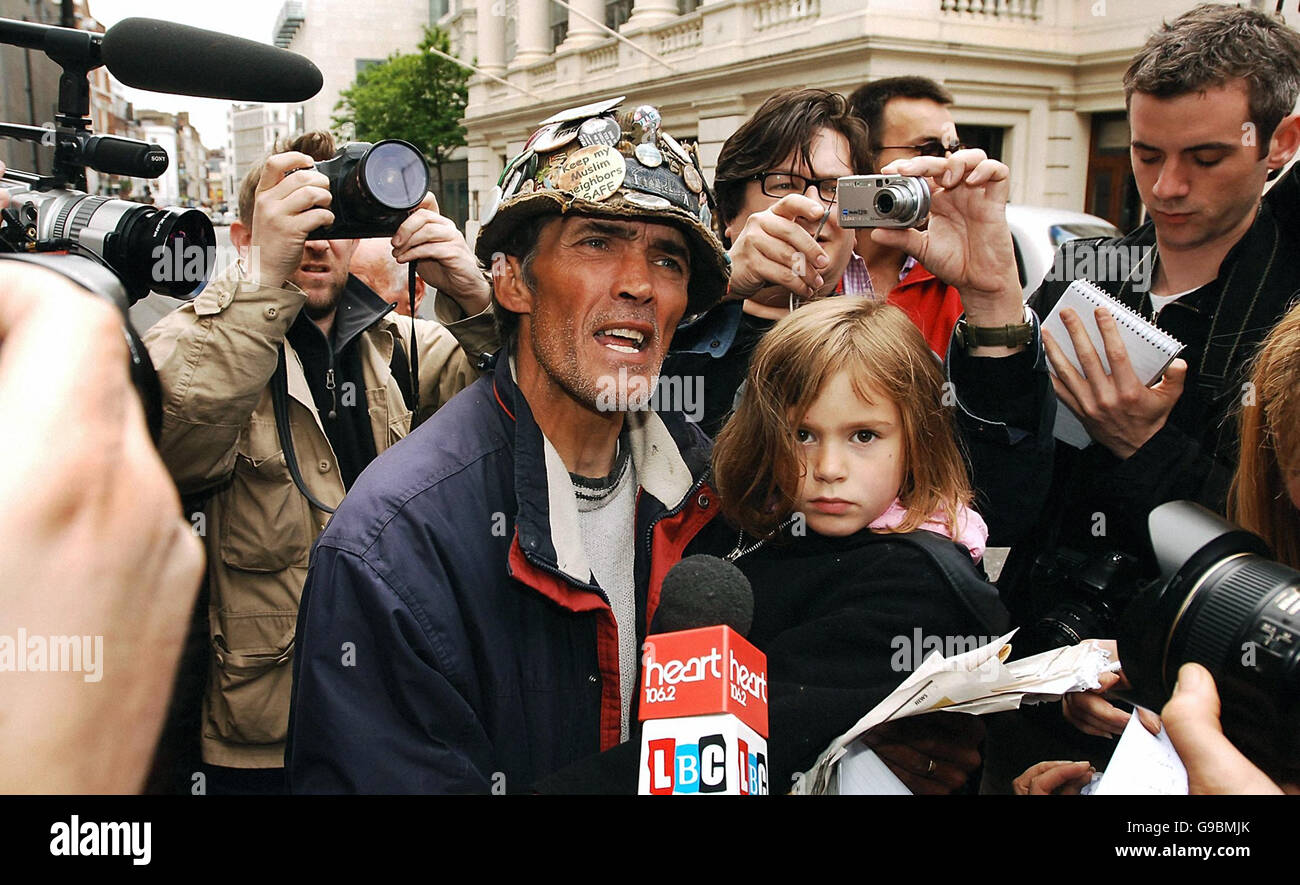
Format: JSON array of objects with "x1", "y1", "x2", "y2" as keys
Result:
[
  {"x1": 853, "y1": 430, "x2": 876, "y2": 443},
  {"x1": 795, "y1": 428, "x2": 813, "y2": 443}
]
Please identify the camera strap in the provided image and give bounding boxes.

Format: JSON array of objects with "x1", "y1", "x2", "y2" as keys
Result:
[
  {"x1": 408, "y1": 263, "x2": 421, "y2": 430},
  {"x1": 271, "y1": 344, "x2": 337, "y2": 515}
]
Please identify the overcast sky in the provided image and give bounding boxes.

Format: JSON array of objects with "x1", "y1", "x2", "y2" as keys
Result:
[{"x1": 88, "y1": 0, "x2": 285, "y2": 148}]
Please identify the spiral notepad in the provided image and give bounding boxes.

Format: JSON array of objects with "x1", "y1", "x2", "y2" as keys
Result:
[{"x1": 1042, "y1": 279, "x2": 1184, "y2": 449}]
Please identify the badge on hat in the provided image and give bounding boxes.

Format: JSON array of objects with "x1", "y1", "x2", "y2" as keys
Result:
[
  {"x1": 551, "y1": 144, "x2": 626, "y2": 202},
  {"x1": 578, "y1": 115, "x2": 622, "y2": 148}
]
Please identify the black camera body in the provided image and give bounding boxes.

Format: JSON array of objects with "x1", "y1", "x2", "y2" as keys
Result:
[
  {"x1": 1024, "y1": 547, "x2": 1145, "y2": 656},
  {"x1": 308, "y1": 140, "x2": 430, "y2": 240}
]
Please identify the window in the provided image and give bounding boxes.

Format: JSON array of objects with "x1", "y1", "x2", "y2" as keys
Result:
[
  {"x1": 355, "y1": 58, "x2": 383, "y2": 76},
  {"x1": 551, "y1": 1, "x2": 568, "y2": 47},
  {"x1": 606, "y1": 0, "x2": 633, "y2": 30},
  {"x1": 679, "y1": 0, "x2": 700, "y2": 11},
  {"x1": 429, "y1": 0, "x2": 449, "y2": 22}
]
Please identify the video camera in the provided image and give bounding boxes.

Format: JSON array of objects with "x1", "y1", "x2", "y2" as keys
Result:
[
  {"x1": 0, "y1": 18, "x2": 217, "y2": 305},
  {"x1": 0, "y1": 15, "x2": 324, "y2": 437}
]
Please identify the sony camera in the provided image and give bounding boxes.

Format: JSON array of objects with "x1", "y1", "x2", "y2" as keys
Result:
[
  {"x1": 1117, "y1": 501, "x2": 1300, "y2": 772},
  {"x1": 0, "y1": 181, "x2": 214, "y2": 303},
  {"x1": 836, "y1": 174, "x2": 931, "y2": 229},
  {"x1": 307, "y1": 139, "x2": 430, "y2": 240}
]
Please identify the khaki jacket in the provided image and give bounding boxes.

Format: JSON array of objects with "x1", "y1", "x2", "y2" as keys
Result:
[{"x1": 144, "y1": 265, "x2": 496, "y2": 768}]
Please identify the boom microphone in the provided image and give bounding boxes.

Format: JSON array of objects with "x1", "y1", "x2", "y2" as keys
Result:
[{"x1": 100, "y1": 18, "x2": 323, "y2": 102}]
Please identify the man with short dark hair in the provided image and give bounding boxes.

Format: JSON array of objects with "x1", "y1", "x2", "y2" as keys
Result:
[
  {"x1": 961, "y1": 3, "x2": 1300, "y2": 791},
  {"x1": 847, "y1": 76, "x2": 966, "y2": 353},
  {"x1": 145, "y1": 130, "x2": 495, "y2": 792}
]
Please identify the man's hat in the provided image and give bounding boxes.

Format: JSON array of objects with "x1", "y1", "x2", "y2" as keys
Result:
[{"x1": 475, "y1": 97, "x2": 729, "y2": 316}]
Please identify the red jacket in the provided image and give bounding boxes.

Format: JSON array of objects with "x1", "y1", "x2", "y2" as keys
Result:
[{"x1": 887, "y1": 263, "x2": 965, "y2": 356}]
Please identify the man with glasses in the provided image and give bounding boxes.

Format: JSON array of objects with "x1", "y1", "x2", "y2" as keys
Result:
[
  {"x1": 664, "y1": 88, "x2": 872, "y2": 436},
  {"x1": 848, "y1": 76, "x2": 967, "y2": 354}
]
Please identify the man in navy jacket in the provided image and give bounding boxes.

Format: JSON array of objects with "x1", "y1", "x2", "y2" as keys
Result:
[{"x1": 285, "y1": 102, "x2": 730, "y2": 792}]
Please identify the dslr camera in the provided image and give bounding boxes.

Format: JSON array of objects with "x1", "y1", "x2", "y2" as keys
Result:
[
  {"x1": 307, "y1": 139, "x2": 430, "y2": 240},
  {"x1": 836, "y1": 174, "x2": 930, "y2": 229},
  {"x1": 1118, "y1": 501, "x2": 1300, "y2": 773}
]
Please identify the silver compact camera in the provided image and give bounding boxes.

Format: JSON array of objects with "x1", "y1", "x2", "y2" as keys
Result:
[{"x1": 837, "y1": 175, "x2": 931, "y2": 229}]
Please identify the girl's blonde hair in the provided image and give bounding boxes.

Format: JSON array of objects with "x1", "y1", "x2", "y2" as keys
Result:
[
  {"x1": 1230, "y1": 302, "x2": 1300, "y2": 569},
  {"x1": 712, "y1": 298, "x2": 973, "y2": 539}
]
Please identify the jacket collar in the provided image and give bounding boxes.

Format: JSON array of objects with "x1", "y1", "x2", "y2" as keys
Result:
[
  {"x1": 489, "y1": 348, "x2": 711, "y2": 586},
  {"x1": 288, "y1": 274, "x2": 396, "y2": 352}
]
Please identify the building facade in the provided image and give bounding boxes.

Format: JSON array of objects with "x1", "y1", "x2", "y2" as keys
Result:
[
  {"x1": 274, "y1": 0, "x2": 471, "y2": 227},
  {"x1": 442, "y1": 0, "x2": 1267, "y2": 242},
  {"x1": 226, "y1": 103, "x2": 291, "y2": 202}
]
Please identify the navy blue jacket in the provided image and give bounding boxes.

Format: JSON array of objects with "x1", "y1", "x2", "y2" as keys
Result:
[{"x1": 285, "y1": 353, "x2": 717, "y2": 793}]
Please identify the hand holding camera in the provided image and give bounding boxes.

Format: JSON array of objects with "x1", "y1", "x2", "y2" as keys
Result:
[
  {"x1": 391, "y1": 192, "x2": 491, "y2": 315},
  {"x1": 249, "y1": 151, "x2": 336, "y2": 290},
  {"x1": 726, "y1": 193, "x2": 832, "y2": 302},
  {"x1": 868, "y1": 150, "x2": 1022, "y2": 327}
]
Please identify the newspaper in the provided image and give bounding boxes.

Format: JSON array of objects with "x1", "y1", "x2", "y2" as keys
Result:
[{"x1": 795, "y1": 633, "x2": 1120, "y2": 795}]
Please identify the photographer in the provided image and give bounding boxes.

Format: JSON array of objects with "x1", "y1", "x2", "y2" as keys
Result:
[
  {"x1": 143, "y1": 130, "x2": 495, "y2": 793},
  {"x1": 0, "y1": 255, "x2": 204, "y2": 792}
]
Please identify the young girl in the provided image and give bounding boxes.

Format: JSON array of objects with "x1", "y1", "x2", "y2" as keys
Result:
[
  {"x1": 689, "y1": 296, "x2": 1007, "y2": 792},
  {"x1": 1230, "y1": 301, "x2": 1300, "y2": 569}
]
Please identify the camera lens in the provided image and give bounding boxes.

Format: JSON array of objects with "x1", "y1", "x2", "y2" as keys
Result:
[
  {"x1": 53, "y1": 195, "x2": 214, "y2": 301},
  {"x1": 1119, "y1": 502, "x2": 1300, "y2": 768},
  {"x1": 359, "y1": 141, "x2": 428, "y2": 211},
  {"x1": 874, "y1": 191, "x2": 896, "y2": 215},
  {"x1": 118, "y1": 206, "x2": 215, "y2": 299}
]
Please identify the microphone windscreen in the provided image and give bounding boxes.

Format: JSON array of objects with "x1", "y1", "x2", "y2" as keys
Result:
[
  {"x1": 101, "y1": 18, "x2": 323, "y2": 102},
  {"x1": 652, "y1": 555, "x2": 754, "y2": 636}
]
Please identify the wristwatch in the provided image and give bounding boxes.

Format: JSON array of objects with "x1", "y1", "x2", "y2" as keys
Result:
[{"x1": 954, "y1": 304, "x2": 1035, "y2": 350}]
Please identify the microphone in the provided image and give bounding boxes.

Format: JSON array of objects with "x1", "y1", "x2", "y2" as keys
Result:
[
  {"x1": 100, "y1": 18, "x2": 323, "y2": 102},
  {"x1": 638, "y1": 555, "x2": 769, "y2": 795}
]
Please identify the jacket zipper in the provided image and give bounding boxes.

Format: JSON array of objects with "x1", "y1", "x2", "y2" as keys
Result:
[{"x1": 325, "y1": 366, "x2": 337, "y2": 419}]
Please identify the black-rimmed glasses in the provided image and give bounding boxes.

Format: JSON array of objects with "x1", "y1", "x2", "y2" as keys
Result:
[{"x1": 751, "y1": 172, "x2": 840, "y2": 205}]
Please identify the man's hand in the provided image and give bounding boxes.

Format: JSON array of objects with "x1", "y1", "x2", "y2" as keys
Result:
[
  {"x1": 726, "y1": 194, "x2": 830, "y2": 302},
  {"x1": 0, "y1": 160, "x2": 9, "y2": 211},
  {"x1": 1013, "y1": 760, "x2": 1095, "y2": 795},
  {"x1": 1044, "y1": 307, "x2": 1187, "y2": 459},
  {"x1": 1162, "y1": 663, "x2": 1293, "y2": 795},
  {"x1": 1062, "y1": 639, "x2": 1161, "y2": 738},
  {"x1": 0, "y1": 264, "x2": 204, "y2": 792},
  {"x1": 874, "y1": 150, "x2": 1023, "y2": 332},
  {"x1": 860, "y1": 713, "x2": 985, "y2": 794},
  {"x1": 250, "y1": 151, "x2": 335, "y2": 290},
  {"x1": 392, "y1": 192, "x2": 490, "y2": 315}
]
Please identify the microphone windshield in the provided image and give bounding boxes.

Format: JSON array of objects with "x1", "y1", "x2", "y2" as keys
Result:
[
  {"x1": 652, "y1": 555, "x2": 754, "y2": 636},
  {"x1": 101, "y1": 18, "x2": 323, "y2": 102}
]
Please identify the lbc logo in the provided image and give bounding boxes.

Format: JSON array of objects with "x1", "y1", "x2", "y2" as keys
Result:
[{"x1": 645, "y1": 735, "x2": 768, "y2": 795}]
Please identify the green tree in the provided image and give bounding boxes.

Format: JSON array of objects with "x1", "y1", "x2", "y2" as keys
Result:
[{"x1": 332, "y1": 26, "x2": 469, "y2": 199}]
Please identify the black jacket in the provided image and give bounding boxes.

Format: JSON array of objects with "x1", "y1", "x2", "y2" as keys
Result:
[{"x1": 686, "y1": 519, "x2": 1009, "y2": 791}]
